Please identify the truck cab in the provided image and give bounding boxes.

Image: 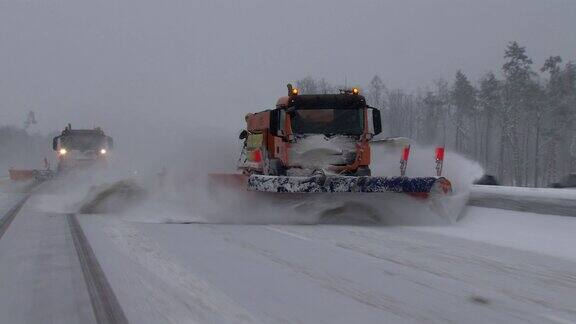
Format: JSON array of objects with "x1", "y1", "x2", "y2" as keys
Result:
[
  {"x1": 52, "y1": 124, "x2": 113, "y2": 171},
  {"x1": 238, "y1": 85, "x2": 382, "y2": 176}
]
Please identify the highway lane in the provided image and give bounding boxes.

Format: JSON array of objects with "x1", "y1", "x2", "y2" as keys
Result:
[{"x1": 0, "y1": 191, "x2": 126, "y2": 324}]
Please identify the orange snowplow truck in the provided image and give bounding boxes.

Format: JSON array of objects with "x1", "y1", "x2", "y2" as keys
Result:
[
  {"x1": 238, "y1": 84, "x2": 382, "y2": 177},
  {"x1": 220, "y1": 84, "x2": 451, "y2": 197}
]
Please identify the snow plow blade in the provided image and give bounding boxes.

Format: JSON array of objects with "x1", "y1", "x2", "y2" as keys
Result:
[
  {"x1": 8, "y1": 168, "x2": 55, "y2": 182},
  {"x1": 247, "y1": 175, "x2": 452, "y2": 197},
  {"x1": 9, "y1": 169, "x2": 35, "y2": 181},
  {"x1": 207, "y1": 173, "x2": 462, "y2": 224}
]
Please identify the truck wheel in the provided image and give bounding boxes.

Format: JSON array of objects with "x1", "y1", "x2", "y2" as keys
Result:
[
  {"x1": 355, "y1": 167, "x2": 371, "y2": 176},
  {"x1": 269, "y1": 159, "x2": 287, "y2": 176}
]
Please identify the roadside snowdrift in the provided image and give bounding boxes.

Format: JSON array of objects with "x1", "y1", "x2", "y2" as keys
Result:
[{"x1": 469, "y1": 185, "x2": 576, "y2": 217}]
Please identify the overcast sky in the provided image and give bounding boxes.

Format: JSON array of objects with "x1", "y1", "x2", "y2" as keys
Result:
[{"x1": 1, "y1": 0, "x2": 575, "y2": 138}]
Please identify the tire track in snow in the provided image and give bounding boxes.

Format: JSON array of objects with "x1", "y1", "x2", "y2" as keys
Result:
[
  {"x1": 97, "y1": 220, "x2": 261, "y2": 324},
  {"x1": 0, "y1": 180, "x2": 48, "y2": 240},
  {"x1": 270, "y1": 226, "x2": 576, "y2": 318},
  {"x1": 264, "y1": 225, "x2": 311, "y2": 241},
  {"x1": 0, "y1": 195, "x2": 30, "y2": 240},
  {"x1": 67, "y1": 214, "x2": 129, "y2": 324},
  {"x1": 214, "y1": 228, "x2": 444, "y2": 322}
]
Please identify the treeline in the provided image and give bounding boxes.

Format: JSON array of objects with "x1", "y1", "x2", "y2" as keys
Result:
[{"x1": 295, "y1": 42, "x2": 576, "y2": 187}]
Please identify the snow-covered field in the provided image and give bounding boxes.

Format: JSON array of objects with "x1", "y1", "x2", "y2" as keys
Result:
[{"x1": 2, "y1": 176, "x2": 576, "y2": 323}]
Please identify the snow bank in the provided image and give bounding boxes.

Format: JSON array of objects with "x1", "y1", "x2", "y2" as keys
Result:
[{"x1": 470, "y1": 185, "x2": 576, "y2": 216}]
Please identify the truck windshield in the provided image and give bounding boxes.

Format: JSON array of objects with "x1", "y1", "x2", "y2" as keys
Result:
[
  {"x1": 61, "y1": 134, "x2": 105, "y2": 151},
  {"x1": 291, "y1": 109, "x2": 364, "y2": 135}
]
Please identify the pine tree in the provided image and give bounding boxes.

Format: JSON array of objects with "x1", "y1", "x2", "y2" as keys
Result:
[
  {"x1": 367, "y1": 75, "x2": 386, "y2": 108},
  {"x1": 542, "y1": 58, "x2": 576, "y2": 181},
  {"x1": 501, "y1": 41, "x2": 535, "y2": 185},
  {"x1": 421, "y1": 90, "x2": 443, "y2": 145},
  {"x1": 452, "y1": 70, "x2": 477, "y2": 155},
  {"x1": 563, "y1": 62, "x2": 576, "y2": 173},
  {"x1": 478, "y1": 72, "x2": 501, "y2": 173}
]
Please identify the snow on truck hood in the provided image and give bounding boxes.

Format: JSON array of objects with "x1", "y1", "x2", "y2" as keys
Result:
[{"x1": 289, "y1": 135, "x2": 357, "y2": 171}]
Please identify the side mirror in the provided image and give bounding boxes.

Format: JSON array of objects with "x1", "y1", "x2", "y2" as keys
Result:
[
  {"x1": 107, "y1": 137, "x2": 114, "y2": 150},
  {"x1": 278, "y1": 110, "x2": 286, "y2": 136},
  {"x1": 52, "y1": 136, "x2": 59, "y2": 151},
  {"x1": 269, "y1": 110, "x2": 279, "y2": 135},
  {"x1": 372, "y1": 108, "x2": 382, "y2": 135},
  {"x1": 269, "y1": 110, "x2": 286, "y2": 136},
  {"x1": 239, "y1": 130, "x2": 248, "y2": 140}
]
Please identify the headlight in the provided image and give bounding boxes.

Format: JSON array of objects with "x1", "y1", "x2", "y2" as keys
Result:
[
  {"x1": 100, "y1": 149, "x2": 107, "y2": 155},
  {"x1": 59, "y1": 148, "x2": 67, "y2": 155}
]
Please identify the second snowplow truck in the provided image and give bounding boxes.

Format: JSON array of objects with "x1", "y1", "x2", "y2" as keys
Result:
[
  {"x1": 236, "y1": 84, "x2": 452, "y2": 197},
  {"x1": 52, "y1": 124, "x2": 113, "y2": 172}
]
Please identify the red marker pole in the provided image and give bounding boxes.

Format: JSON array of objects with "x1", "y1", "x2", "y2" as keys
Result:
[
  {"x1": 400, "y1": 145, "x2": 411, "y2": 177},
  {"x1": 253, "y1": 149, "x2": 262, "y2": 163},
  {"x1": 435, "y1": 147, "x2": 445, "y2": 177}
]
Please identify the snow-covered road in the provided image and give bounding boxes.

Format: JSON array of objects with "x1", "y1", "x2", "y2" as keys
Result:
[
  {"x1": 78, "y1": 212, "x2": 576, "y2": 324},
  {"x1": 2, "y1": 183, "x2": 576, "y2": 323}
]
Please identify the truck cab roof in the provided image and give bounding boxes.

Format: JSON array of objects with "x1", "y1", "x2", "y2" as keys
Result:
[
  {"x1": 277, "y1": 93, "x2": 367, "y2": 110},
  {"x1": 61, "y1": 128, "x2": 105, "y2": 137}
]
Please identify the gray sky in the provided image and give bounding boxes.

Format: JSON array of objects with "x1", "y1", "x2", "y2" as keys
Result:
[{"x1": 1, "y1": 0, "x2": 575, "y2": 137}]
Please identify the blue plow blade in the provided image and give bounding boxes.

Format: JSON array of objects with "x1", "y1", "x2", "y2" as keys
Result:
[{"x1": 247, "y1": 175, "x2": 452, "y2": 196}]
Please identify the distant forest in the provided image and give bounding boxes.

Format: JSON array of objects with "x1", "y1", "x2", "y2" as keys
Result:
[{"x1": 295, "y1": 42, "x2": 576, "y2": 187}]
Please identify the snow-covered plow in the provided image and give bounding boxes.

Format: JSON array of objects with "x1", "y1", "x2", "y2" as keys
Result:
[
  {"x1": 208, "y1": 172, "x2": 460, "y2": 224},
  {"x1": 8, "y1": 169, "x2": 35, "y2": 182},
  {"x1": 8, "y1": 158, "x2": 55, "y2": 182},
  {"x1": 248, "y1": 174, "x2": 452, "y2": 197}
]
